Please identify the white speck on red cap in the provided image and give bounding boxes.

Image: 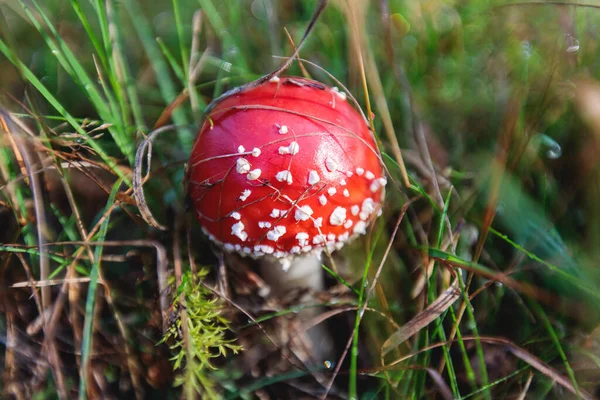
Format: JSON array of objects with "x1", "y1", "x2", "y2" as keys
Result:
[
  {"x1": 319, "y1": 194, "x2": 327, "y2": 205},
  {"x1": 356, "y1": 167, "x2": 365, "y2": 176},
  {"x1": 255, "y1": 244, "x2": 274, "y2": 254},
  {"x1": 313, "y1": 217, "x2": 323, "y2": 228},
  {"x1": 325, "y1": 157, "x2": 338, "y2": 172},
  {"x1": 251, "y1": 147, "x2": 261, "y2": 157},
  {"x1": 278, "y1": 141, "x2": 299, "y2": 155},
  {"x1": 351, "y1": 205, "x2": 360, "y2": 216},
  {"x1": 239, "y1": 189, "x2": 251, "y2": 201},
  {"x1": 270, "y1": 76, "x2": 280, "y2": 83},
  {"x1": 276, "y1": 170, "x2": 293, "y2": 184},
  {"x1": 247, "y1": 169, "x2": 261, "y2": 180},
  {"x1": 266, "y1": 225, "x2": 286, "y2": 241},
  {"x1": 278, "y1": 125, "x2": 288, "y2": 134},
  {"x1": 327, "y1": 187, "x2": 337, "y2": 196},
  {"x1": 258, "y1": 221, "x2": 271, "y2": 229},
  {"x1": 270, "y1": 209, "x2": 281, "y2": 218},
  {"x1": 340, "y1": 179, "x2": 347, "y2": 186},
  {"x1": 294, "y1": 205, "x2": 313, "y2": 221},
  {"x1": 343, "y1": 189, "x2": 350, "y2": 197},
  {"x1": 343, "y1": 219, "x2": 353, "y2": 229},
  {"x1": 296, "y1": 232, "x2": 309, "y2": 246},
  {"x1": 365, "y1": 170, "x2": 375, "y2": 180},
  {"x1": 237, "y1": 145, "x2": 245, "y2": 153},
  {"x1": 330, "y1": 207, "x2": 347, "y2": 226},
  {"x1": 231, "y1": 222, "x2": 248, "y2": 241},
  {"x1": 308, "y1": 170, "x2": 320, "y2": 185},
  {"x1": 236, "y1": 158, "x2": 251, "y2": 174},
  {"x1": 230, "y1": 211, "x2": 241, "y2": 220}
]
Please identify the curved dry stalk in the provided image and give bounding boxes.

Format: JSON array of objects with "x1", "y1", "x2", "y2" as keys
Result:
[{"x1": 133, "y1": 124, "x2": 185, "y2": 231}]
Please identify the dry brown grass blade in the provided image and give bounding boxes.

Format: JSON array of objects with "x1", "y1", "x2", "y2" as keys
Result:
[
  {"x1": 133, "y1": 125, "x2": 182, "y2": 231},
  {"x1": 0, "y1": 110, "x2": 69, "y2": 398},
  {"x1": 381, "y1": 279, "x2": 460, "y2": 356}
]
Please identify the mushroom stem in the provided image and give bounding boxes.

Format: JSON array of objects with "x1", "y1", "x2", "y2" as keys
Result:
[
  {"x1": 258, "y1": 253, "x2": 334, "y2": 363},
  {"x1": 258, "y1": 253, "x2": 324, "y2": 293}
]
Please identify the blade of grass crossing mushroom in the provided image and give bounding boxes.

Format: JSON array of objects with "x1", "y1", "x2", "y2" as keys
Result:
[
  {"x1": 320, "y1": 264, "x2": 360, "y2": 296},
  {"x1": 348, "y1": 207, "x2": 406, "y2": 399},
  {"x1": 79, "y1": 178, "x2": 123, "y2": 400}
]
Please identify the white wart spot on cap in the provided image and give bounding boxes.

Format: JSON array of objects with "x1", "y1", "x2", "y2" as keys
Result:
[
  {"x1": 247, "y1": 169, "x2": 261, "y2": 180},
  {"x1": 319, "y1": 195, "x2": 327, "y2": 206},
  {"x1": 251, "y1": 147, "x2": 261, "y2": 157},
  {"x1": 346, "y1": 171, "x2": 354, "y2": 177},
  {"x1": 314, "y1": 217, "x2": 323, "y2": 228},
  {"x1": 332, "y1": 86, "x2": 347, "y2": 100},
  {"x1": 365, "y1": 170, "x2": 375, "y2": 180},
  {"x1": 343, "y1": 219, "x2": 353, "y2": 229},
  {"x1": 356, "y1": 167, "x2": 365, "y2": 176},
  {"x1": 278, "y1": 141, "x2": 299, "y2": 155},
  {"x1": 353, "y1": 220, "x2": 367, "y2": 235},
  {"x1": 239, "y1": 189, "x2": 251, "y2": 201},
  {"x1": 327, "y1": 187, "x2": 337, "y2": 196},
  {"x1": 343, "y1": 189, "x2": 350, "y2": 197},
  {"x1": 224, "y1": 243, "x2": 235, "y2": 252},
  {"x1": 308, "y1": 170, "x2": 320, "y2": 185},
  {"x1": 231, "y1": 221, "x2": 248, "y2": 241},
  {"x1": 278, "y1": 125, "x2": 288, "y2": 134},
  {"x1": 230, "y1": 211, "x2": 241, "y2": 220},
  {"x1": 270, "y1": 209, "x2": 281, "y2": 218},
  {"x1": 296, "y1": 232, "x2": 310, "y2": 247},
  {"x1": 313, "y1": 235, "x2": 325, "y2": 245},
  {"x1": 254, "y1": 244, "x2": 274, "y2": 254},
  {"x1": 258, "y1": 221, "x2": 271, "y2": 229},
  {"x1": 351, "y1": 205, "x2": 360, "y2": 216},
  {"x1": 330, "y1": 206, "x2": 347, "y2": 226},
  {"x1": 236, "y1": 158, "x2": 251, "y2": 174},
  {"x1": 359, "y1": 198, "x2": 375, "y2": 220},
  {"x1": 267, "y1": 225, "x2": 286, "y2": 241},
  {"x1": 295, "y1": 205, "x2": 314, "y2": 221},
  {"x1": 340, "y1": 179, "x2": 347, "y2": 186},
  {"x1": 276, "y1": 170, "x2": 293, "y2": 184},
  {"x1": 325, "y1": 157, "x2": 338, "y2": 173},
  {"x1": 237, "y1": 145, "x2": 245, "y2": 153},
  {"x1": 270, "y1": 76, "x2": 280, "y2": 83}
]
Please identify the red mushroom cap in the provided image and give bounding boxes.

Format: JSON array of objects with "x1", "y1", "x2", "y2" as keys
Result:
[{"x1": 185, "y1": 76, "x2": 386, "y2": 268}]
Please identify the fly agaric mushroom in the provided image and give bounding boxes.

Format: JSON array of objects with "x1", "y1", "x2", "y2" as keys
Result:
[{"x1": 185, "y1": 76, "x2": 386, "y2": 291}]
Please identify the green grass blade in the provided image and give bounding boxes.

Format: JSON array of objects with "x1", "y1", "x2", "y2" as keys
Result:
[{"x1": 78, "y1": 178, "x2": 123, "y2": 399}]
